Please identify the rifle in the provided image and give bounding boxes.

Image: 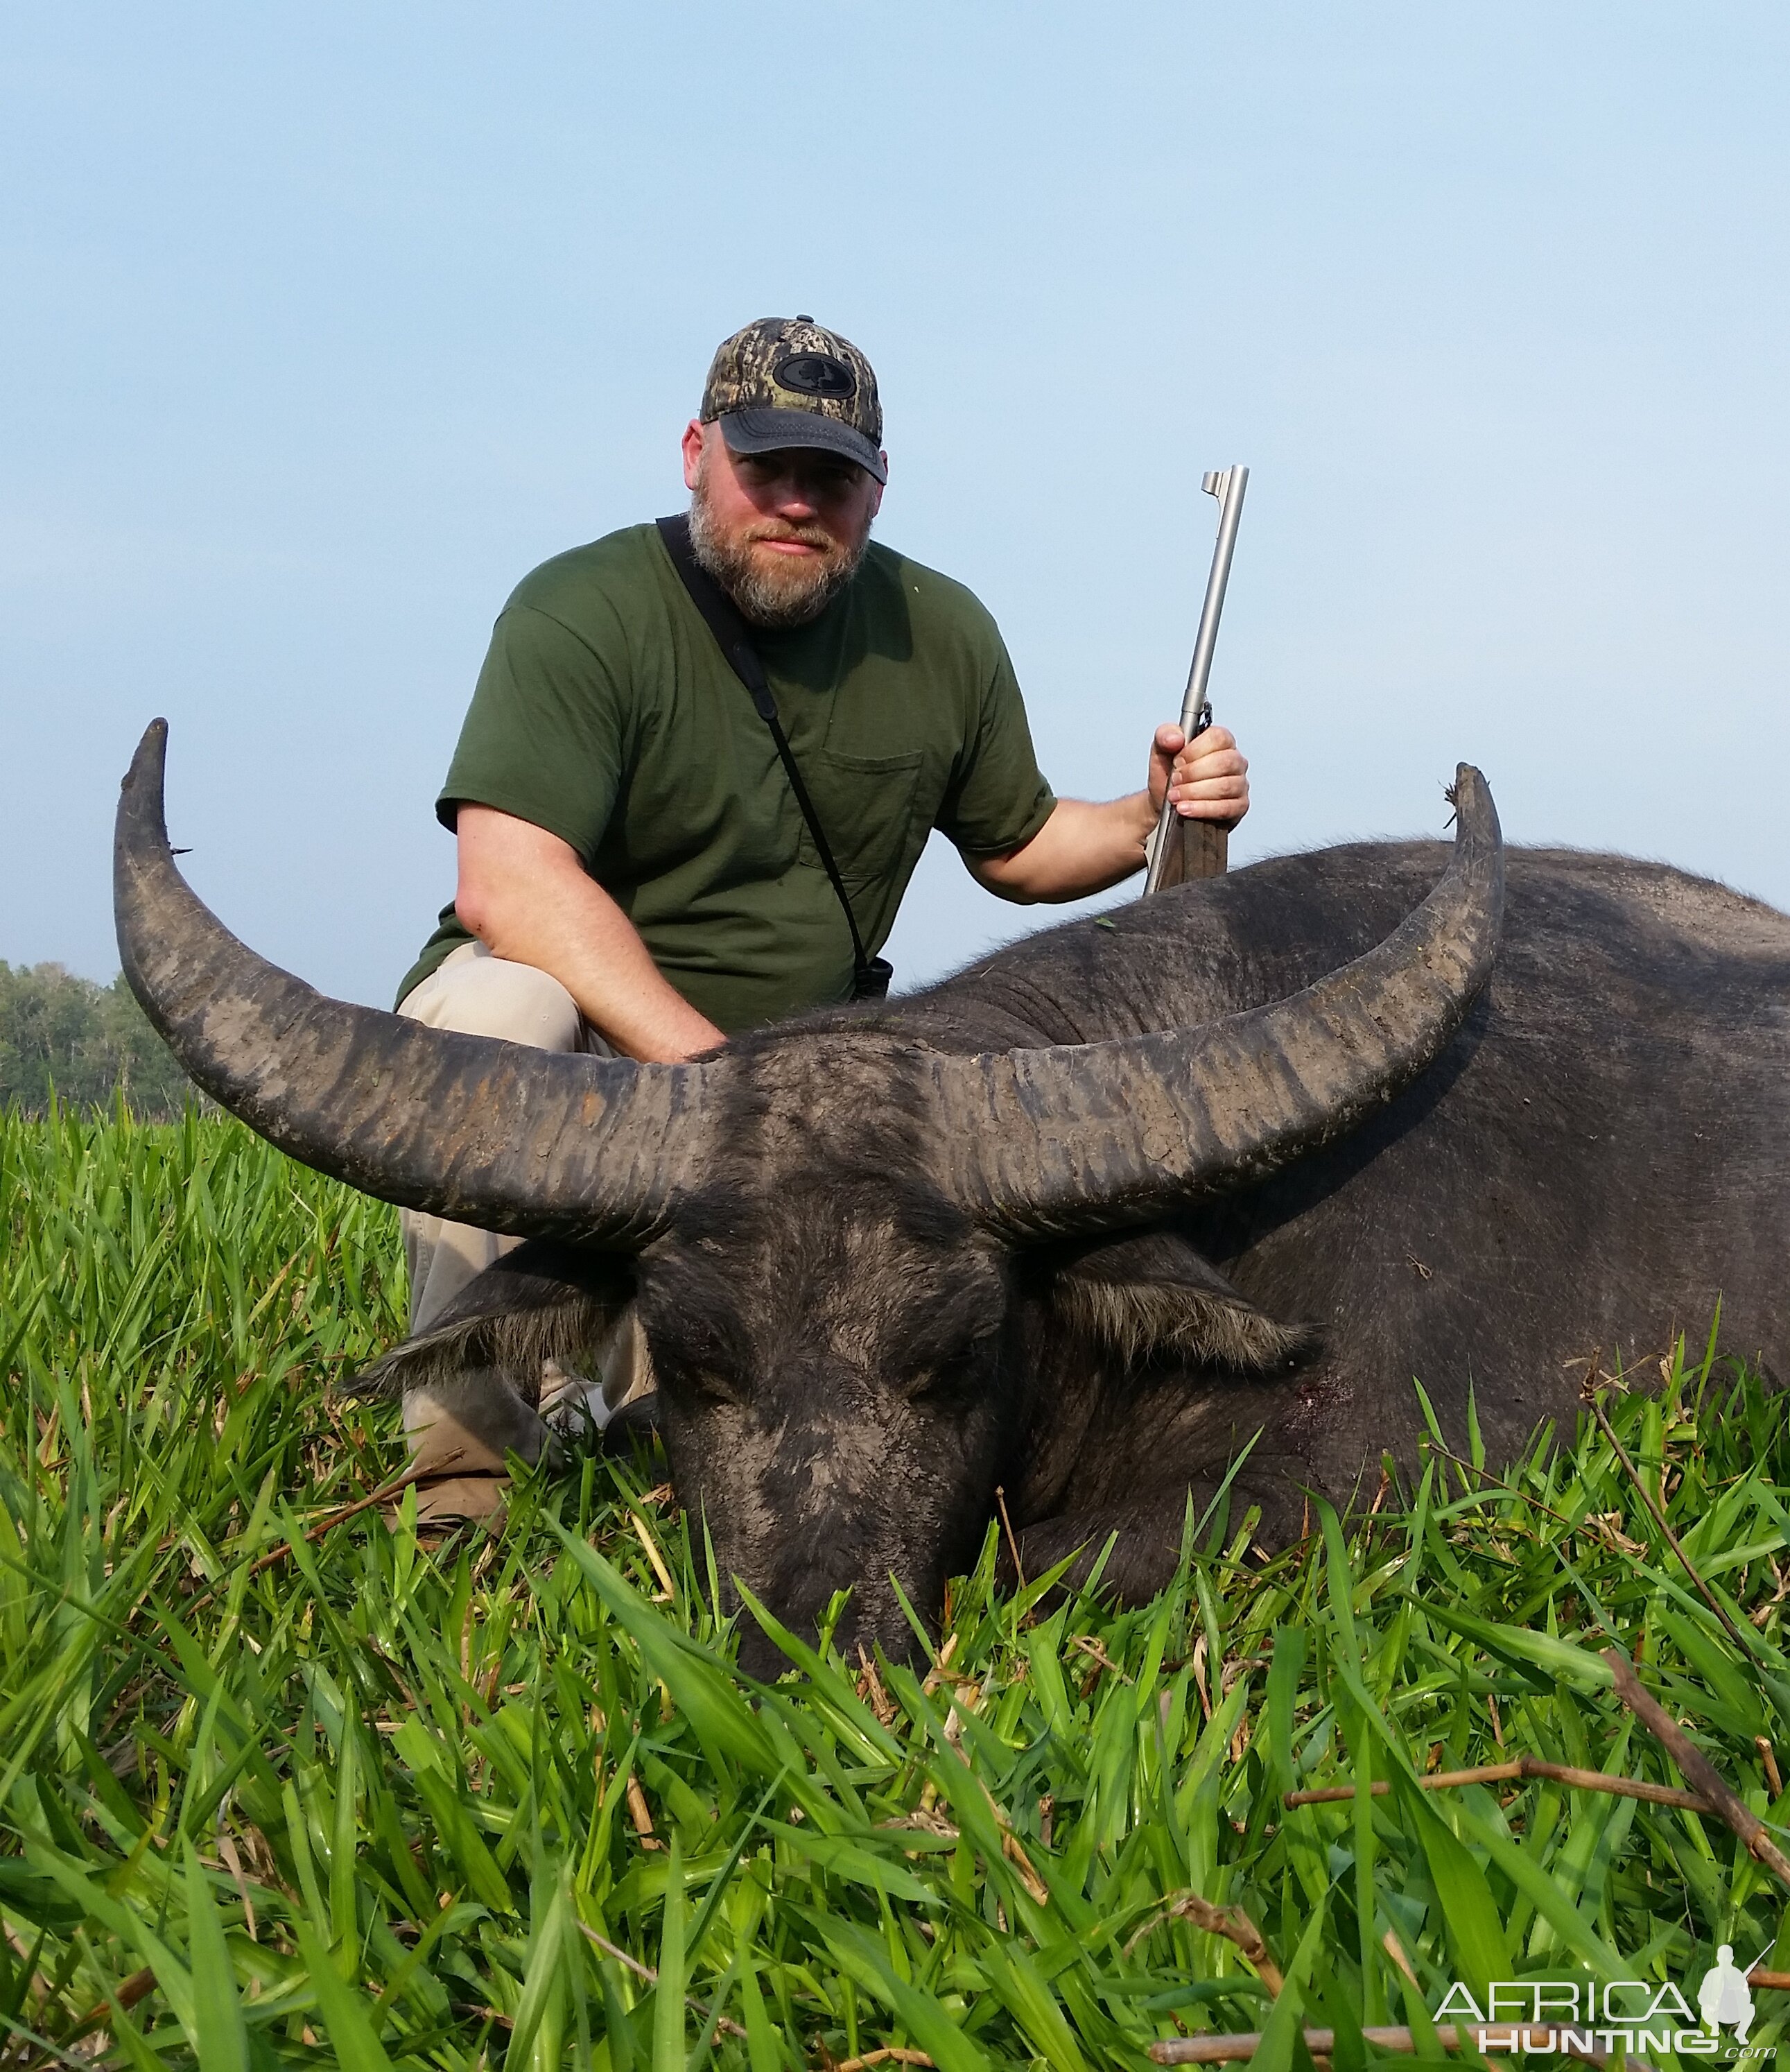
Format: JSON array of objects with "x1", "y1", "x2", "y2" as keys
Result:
[{"x1": 1143, "y1": 464, "x2": 1249, "y2": 895}]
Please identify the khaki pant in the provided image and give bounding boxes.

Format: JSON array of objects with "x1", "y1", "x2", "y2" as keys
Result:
[{"x1": 395, "y1": 942, "x2": 645, "y2": 1509}]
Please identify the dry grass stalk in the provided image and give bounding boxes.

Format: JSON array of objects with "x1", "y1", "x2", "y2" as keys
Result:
[
  {"x1": 53, "y1": 1965, "x2": 157, "y2": 2053},
  {"x1": 1188, "y1": 1632, "x2": 1211, "y2": 1721},
  {"x1": 1124, "y1": 1891, "x2": 1283, "y2": 1994},
  {"x1": 1425, "y1": 1437, "x2": 1647, "y2": 1557},
  {"x1": 831, "y1": 2051, "x2": 937, "y2": 2071},
  {"x1": 883, "y1": 1705, "x2": 1048, "y2": 1901},
  {"x1": 624, "y1": 1772, "x2": 663, "y2": 1851},
  {"x1": 184, "y1": 1449, "x2": 470, "y2": 1614},
  {"x1": 577, "y1": 1923, "x2": 749, "y2": 2038},
  {"x1": 1604, "y1": 1648, "x2": 1790, "y2": 1889},
  {"x1": 216, "y1": 1832, "x2": 258, "y2": 1941},
  {"x1": 855, "y1": 1646, "x2": 896, "y2": 1727},
  {"x1": 1068, "y1": 1633, "x2": 1131, "y2": 1685},
  {"x1": 926, "y1": 1670, "x2": 1050, "y2": 1903},
  {"x1": 1583, "y1": 1377, "x2": 1754, "y2": 1654},
  {"x1": 999, "y1": 1824, "x2": 1050, "y2": 1905},
  {"x1": 1380, "y1": 1927, "x2": 1420, "y2": 1991},
  {"x1": 879, "y1": 1808, "x2": 958, "y2": 1844},
  {"x1": 1285, "y1": 1754, "x2": 1712, "y2": 1812},
  {"x1": 994, "y1": 1483, "x2": 1025, "y2": 1589},
  {"x1": 919, "y1": 1630, "x2": 960, "y2": 1696},
  {"x1": 628, "y1": 1508, "x2": 678, "y2": 1601}
]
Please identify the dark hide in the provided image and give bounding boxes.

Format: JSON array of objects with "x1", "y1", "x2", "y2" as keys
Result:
[{"x1": 369, "y1": 845, "x2": 1790, "y2": 1670}]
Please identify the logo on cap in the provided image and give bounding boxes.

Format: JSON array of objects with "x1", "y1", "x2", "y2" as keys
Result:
[{"x1": 773, "y1": 352, "x2": 857, "y2": 401}]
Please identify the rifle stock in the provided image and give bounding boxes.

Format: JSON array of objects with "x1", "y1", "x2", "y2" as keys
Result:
[{"x1": 1151, "y1": 816, "x2": 1228, "y2": 890}]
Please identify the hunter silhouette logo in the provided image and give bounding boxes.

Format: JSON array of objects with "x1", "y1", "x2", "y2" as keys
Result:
[{"x1": 1701, "y1": 1949, "x2": 1755, "y2": 2046}]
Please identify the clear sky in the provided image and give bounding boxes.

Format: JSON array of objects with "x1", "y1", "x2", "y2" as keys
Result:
[{"x1": 5, "y1": 4, "x2": 1787, "y2": 1007}]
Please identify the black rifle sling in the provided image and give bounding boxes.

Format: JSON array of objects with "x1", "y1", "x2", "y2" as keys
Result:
[{"x1": 656, "y1": 514, "x2": 892, "y2": 1000}]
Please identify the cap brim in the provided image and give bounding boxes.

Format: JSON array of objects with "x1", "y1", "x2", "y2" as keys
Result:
[{"x1": 718, "y1": 408, "x2": 886, "y2": 485}]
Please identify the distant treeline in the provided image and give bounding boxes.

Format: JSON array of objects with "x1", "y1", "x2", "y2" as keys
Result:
[{"x1": 0, "y1": 962, "x2": 200, "y2": 1118}]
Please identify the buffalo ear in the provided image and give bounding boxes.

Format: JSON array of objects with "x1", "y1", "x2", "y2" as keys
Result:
[
  {"x1": 1048, "y1": 1230, "x2": 1314, "y2": 1374},
  {"x1": 348, "y1": 1241, "x2": 638, "y2": 1401}
]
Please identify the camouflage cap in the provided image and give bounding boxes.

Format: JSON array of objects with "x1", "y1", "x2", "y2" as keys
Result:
[{"x1": 700, "y1": 316, "x2": 886, "y2": 484}]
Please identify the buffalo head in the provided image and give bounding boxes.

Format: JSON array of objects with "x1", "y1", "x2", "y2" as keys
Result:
[{"x1": 114, "y1": 721, "x2": 1502, "y2": 1666}]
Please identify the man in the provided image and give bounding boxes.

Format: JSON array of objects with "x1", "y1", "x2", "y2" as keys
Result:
[{"x1": 394, "y1": 315, "x2": 1249, "y2": 1517}]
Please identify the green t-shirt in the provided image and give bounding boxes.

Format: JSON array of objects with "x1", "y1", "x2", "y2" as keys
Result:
[{"x1": 399, "y1": 522, "x2": 1057, "y2": 1032}]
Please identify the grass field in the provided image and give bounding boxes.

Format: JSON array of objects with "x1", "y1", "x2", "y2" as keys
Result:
[{"x1": 3, "y1": 1107, "x2": 1788, "y2": 2070}]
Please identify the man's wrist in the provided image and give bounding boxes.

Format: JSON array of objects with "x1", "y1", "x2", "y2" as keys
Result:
[{"x1": 585, "y1": 990, "x2": 725, "y2": 1064}]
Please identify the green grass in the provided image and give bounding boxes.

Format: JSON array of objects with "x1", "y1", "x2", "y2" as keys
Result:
[{"x1": 3, "y1": 1105, "x2": 1789, "y2": 2069}]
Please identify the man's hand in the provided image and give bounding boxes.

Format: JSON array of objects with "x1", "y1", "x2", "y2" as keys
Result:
[
  {"x1": 968, "y1": 722, "x2": 1251, "y2": 904},
  {"x1": 1150, "y1": 720, "x2": 1250, "y2": 824}
]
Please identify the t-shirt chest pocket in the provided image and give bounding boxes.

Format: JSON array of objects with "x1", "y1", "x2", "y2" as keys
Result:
[{"x1": 790, "y1": 747, "x2": 926, "y2": 888}]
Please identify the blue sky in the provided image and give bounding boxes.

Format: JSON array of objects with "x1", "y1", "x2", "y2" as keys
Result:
[{"x1": 5, "y1": 5, "x2": 1787, "y2": 1005}]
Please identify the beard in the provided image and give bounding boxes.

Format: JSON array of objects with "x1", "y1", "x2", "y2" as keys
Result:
[{"x1": 688, "y1": 461, "x2": 871, "y2": 629}]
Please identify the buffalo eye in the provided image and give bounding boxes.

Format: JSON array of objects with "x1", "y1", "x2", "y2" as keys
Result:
[
  {"x1": 901, "y1": 1323, "x2": 1000, "y2": 1402},
  {"x1": 676, "y1": 1364, "x2": 750, "y2": 1408}
]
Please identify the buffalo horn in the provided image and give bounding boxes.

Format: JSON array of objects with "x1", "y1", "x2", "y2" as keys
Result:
[
  {"x1": 114, "y1": 721, "x2": 712, "y2": 1247},
  {"x1": 937, "y1": 763, "x2": 1503, "y2": 1237}
]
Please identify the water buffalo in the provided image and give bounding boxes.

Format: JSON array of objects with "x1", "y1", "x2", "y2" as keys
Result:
[{"x1": 116, "y1": 722, "x2": 1789, "y2": 1668}]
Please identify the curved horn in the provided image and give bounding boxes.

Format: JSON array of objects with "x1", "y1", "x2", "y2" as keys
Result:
[
  {"x1": 114, "y1": 720, "x2": 715, "y2": 1247},
  {"x1": 937, "y1": 763, "x2": 1503, "y2": 1237}
]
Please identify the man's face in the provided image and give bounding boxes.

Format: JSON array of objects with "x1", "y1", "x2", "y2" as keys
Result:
[{"x1": 682, "y1": 419, "x2": 885, "y2": 628}]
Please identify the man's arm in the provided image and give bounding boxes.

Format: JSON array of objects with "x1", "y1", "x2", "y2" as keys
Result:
[
  {"x1": 968, "y1": 722, "x2": 1249, "y2": 903},
  {"x1": 453, "y1": 806, "x2": 725, "y2": 1062}
]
